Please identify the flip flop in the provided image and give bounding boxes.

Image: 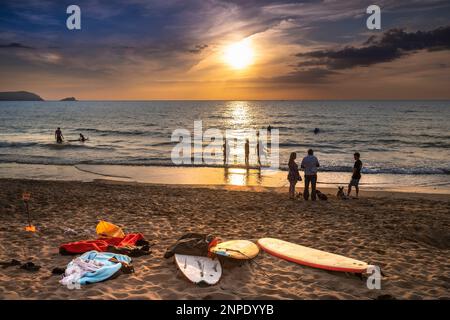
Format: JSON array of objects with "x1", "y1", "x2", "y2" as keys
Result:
[{"x1": 20, "y1": 262, "x2": 41, "y2": 272}]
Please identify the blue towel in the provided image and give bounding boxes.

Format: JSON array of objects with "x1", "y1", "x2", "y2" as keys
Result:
[{"x1": 75, "y1": 251, "x2": 131, "y2": 285}]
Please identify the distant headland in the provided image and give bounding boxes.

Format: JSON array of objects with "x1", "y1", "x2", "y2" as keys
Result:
[
  {"x1": 0, "y1": 91, "x2": 43, "y2": 101},
  {"x1": 0, "y1": 91, "x2": 77, "y2": 101}
]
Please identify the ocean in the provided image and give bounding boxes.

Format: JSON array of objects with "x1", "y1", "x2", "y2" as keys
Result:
[{"x1": 0, "y1": 100, "x2": 449, "y2": 191}]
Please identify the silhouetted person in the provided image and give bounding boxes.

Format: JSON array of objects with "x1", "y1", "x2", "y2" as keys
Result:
[
  {"x1": 314, "y1": 128, "x2": 320, "y2": 134},
  {"x1": 223, "y1": 139, "x2": 227, "y2": 166},
  {"x1": 256, "y1": 131, "x2": 261, "y2": 167},
  {"x1": 79, "y1": 133, "x2": 86, "y2": 142},
  {"x1": 288, "y1": 152, "x2": 301, "y2": 199},
  {"x1": 348, "y1": 152, "x2": 362, "y2": 198},
  {"x1": 55, "y1": 127, "x2": 64, "y2": 143},
  {"x1": 244, "y1": 139, "x2": 250, "y2": 167},
  {"x1": 301, "y1": 149, "x2": 320, "y2": 201},
  {"x1": 267, "y1": 125, "x2": 272, "y2": 133}
]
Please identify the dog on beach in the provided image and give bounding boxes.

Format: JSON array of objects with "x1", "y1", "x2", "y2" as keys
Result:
[{"x1": 336, "y1": 186, "x2": 348, "y2": 200}]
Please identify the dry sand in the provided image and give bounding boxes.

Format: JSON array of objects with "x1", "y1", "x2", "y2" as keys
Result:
[{"x1": 0, "y1": 178, "x2": 449, "y2": 300}]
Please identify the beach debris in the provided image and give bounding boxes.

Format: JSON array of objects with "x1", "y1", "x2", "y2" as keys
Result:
[{"x1": 22, "y1": 192, "x2": 36, "y2": 232}]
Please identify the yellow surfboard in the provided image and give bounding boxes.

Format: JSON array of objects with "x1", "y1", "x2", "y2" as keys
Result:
[
  {"x1": 258, "y1": 238, "x2": 368, "y2": 273},
  {"x1": 210, "y1": 240, "x2": 259, "y2": 260}
]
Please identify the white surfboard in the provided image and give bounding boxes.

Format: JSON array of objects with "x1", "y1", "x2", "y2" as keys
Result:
[
  {"x1": 258, "y1": 238, "x2": 368, "y2": 273},
  {"x1": 174, "y1": 254, "x2": 222, "y2": 285}
]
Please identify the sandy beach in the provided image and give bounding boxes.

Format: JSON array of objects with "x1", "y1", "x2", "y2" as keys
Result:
[{"x1": 0, "y1": 178, "x2": 448, "y2": 300}]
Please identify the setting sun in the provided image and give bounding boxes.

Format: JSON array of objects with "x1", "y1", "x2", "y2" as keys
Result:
[{"x1": 224, "y1": 39, "x2": 254, "y2": 69}]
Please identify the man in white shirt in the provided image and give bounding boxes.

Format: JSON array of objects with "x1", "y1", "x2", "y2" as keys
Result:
[{"x1": 301, "y1": 149, "x2": 320, "y2": 201}]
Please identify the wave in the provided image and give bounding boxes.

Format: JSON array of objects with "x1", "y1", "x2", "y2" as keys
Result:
[
  {"x1": 74, "y1": 128, "x2": 159, "y2": 137},
  {"x1": 0, "y1": 140, "x2": 116, "y2": 151},
  {"x1": 0, "y1": 157, "x2": 448, "y2": 175},
  {"x1": 0, "y1": 141, "x2": 38, "y2": 148}
]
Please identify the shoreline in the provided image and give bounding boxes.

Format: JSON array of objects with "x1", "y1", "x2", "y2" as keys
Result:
[
  {"x1": 0, "y1": 178, "x2": 449, "y2": 299},
  {"x1": 2, "y1": 177, "x2": 450, "y2": 201},
  {"x1": 1, "y1": 163, "x2": 449, "y2": 195}
]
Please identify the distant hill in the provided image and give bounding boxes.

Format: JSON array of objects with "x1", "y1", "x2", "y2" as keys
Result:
[
  {"x1": 60, "y1": 97, "x2": 77, "y2": 101},
  {"x1": 0, "y1": 91, "x2": 44, "y2": 101}
]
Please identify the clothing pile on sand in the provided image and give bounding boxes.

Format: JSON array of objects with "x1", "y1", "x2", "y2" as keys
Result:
[
  {"x1": 60, "y1": 251, "x2": 133, "y2": 286},
  {"x1": 57, "y1": 220, "x2": 151, "y2": 288}
]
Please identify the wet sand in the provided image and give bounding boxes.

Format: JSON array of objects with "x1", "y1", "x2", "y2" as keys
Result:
[{"x1": 0, "y1": 178, "x2": 449, "y2": 300}]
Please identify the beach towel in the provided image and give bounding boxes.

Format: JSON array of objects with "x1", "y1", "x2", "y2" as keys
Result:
[
  {"x1": 60, "y1": 251, "x2": 132, "y2": 286},
  {"x1": 59, "y1": 233, "x2": 148, "y2": 255}
]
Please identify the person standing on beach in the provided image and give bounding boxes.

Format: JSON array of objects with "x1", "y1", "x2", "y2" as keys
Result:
[
  {"x1": 288, "y1": 152, "x2": 301, "y2": 199},
  {"x1": 256, "y1": 131, "x2": 261, "y2": 167},
  {"x1": 223, "y1": 138, "x2": 227, "y2": 166},
  {"x1": 55, "y1": 127, "x2": 64, "y2": 143},
  {"x1": 301, "y1": 149, "x2": 320, "y2": 201},
  {"x1": 244, "y1": 139, "x2": 250, "y2": 167},
  {"x1": 348, "y1": 152, "x2": 362, "y2": 198}
]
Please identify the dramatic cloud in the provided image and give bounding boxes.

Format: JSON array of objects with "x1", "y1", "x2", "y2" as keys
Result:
[
  {"x1": 1, "y1": 0, "x2": 450, "y2": 98},
  {"x1": 297, "y1": 26, "x2": 450, "y2": 70}
]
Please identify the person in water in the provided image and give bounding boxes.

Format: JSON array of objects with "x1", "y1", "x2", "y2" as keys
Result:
[
  {"x1": 287, "y1": 152, "x2": 301, "y2": 199},
  {"x1": 55, "y1": 127, "x2": 64, "y2": 143},
  {"x1": 348, "y1": 152, "x2": 362, "y2": 198},
  {"x1": 79, "y1": 133, "x2": 86, "y2": 142},
  {"x1": 301, "y1": 149, "x2": 320, "y2": 201},
  {"x1": 244, "y1": 139, "x2": 250, "y2": 167}
]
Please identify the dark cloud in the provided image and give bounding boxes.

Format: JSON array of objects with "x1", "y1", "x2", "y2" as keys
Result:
[
  {"x1": 251, "y1": 68, "x2": 337, "y2": 85},
  {"x1": 272, "y1": 68, "x2": 337, "y2": 83},
  {"x1": 188, "y1": 44, "x2": 208, "y2": 54},
  {"x1": 297, "y1": 26, "x2": 450, "y2": 70},
  {"x1": 0, "y1": 42, "x2": 34, "y2": 49}
]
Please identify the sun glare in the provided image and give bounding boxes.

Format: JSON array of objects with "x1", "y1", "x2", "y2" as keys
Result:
[{"x1": 224, "y1": 39, "x2": 254, "y2": 70}]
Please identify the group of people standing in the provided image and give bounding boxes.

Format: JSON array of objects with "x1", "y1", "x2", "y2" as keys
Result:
[
  {"x1": 223, "y1": 128, "x2": 271, "y2": 167},
  {"x1": 288, "y1": 150, "x2": 362, "y2": 200}
]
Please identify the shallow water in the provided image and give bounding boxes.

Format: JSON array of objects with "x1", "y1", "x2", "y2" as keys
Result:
[{"x1": 0, "y1": 100, "x2": 449, "y2": 189}]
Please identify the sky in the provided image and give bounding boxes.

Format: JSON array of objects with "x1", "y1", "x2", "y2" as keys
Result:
[{"x1": 0, "y1": 0, "x2": 449, "y2": 100}]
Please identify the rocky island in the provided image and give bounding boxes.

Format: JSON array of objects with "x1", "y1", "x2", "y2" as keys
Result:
[{"x1": 0, "y1": 91, "x2": 44, "y2": 101}]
